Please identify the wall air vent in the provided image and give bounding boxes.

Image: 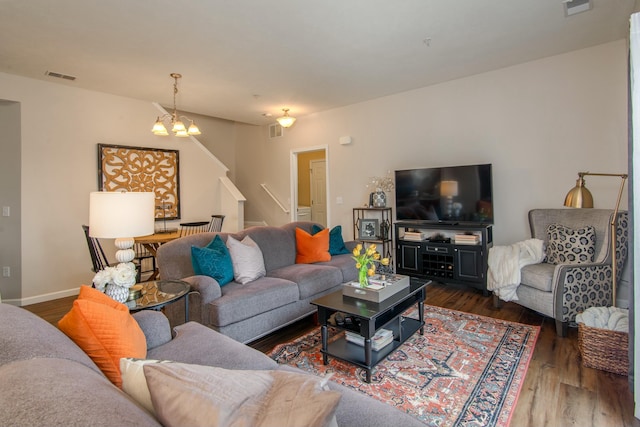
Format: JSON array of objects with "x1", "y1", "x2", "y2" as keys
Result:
[
  {"x1": 45, "y1": 70, "x2": 77, "y2": 81},
  {"x1": 564, "y1": 0, "x2": 592, "y2": 17},
  {"x1": 269, "y1": 123, "x2": 283, "y2": 139}
]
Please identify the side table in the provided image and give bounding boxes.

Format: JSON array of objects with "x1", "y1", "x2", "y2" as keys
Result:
[{"x1": 127, "y1": 280, "x2": 190, "y2": 323}]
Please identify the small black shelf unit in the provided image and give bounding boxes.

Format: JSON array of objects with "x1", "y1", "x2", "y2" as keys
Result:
[
  {"x1": 395, "y1": 221, "x2": 493, "y2": 295},
  {"x1": 353, "y1": 207, "x2": 393, "y2": 265}
]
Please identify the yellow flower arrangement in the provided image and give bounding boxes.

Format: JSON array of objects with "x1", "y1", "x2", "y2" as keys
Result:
[{"x1": 352, "y1": 243, "x2": 390, "y2": 288}]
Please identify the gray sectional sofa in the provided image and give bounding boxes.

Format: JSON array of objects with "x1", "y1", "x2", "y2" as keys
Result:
[
  {"x1": 157, "y1": 221, "x2": 358, "y2": 343},
  {"x1": 0, "y1": 303, "x2": 423, "y2": 427}
]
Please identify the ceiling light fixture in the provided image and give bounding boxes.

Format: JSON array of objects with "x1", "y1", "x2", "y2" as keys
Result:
[
  {"x1": 276, "y1": 108, "x2": 296, "y2": 128},
  {"x1": 152, "y1": 73, "x2": 201, "y2": 137}
]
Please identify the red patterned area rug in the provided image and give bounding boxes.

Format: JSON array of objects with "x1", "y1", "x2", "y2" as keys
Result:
[{"x1": 268, "y1": 305, "x2": 539, "y2": 427}]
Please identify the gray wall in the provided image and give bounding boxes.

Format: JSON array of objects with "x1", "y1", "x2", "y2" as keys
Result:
[{"x1": 0, "y1": 101, "x2": 21, "y2": 300}]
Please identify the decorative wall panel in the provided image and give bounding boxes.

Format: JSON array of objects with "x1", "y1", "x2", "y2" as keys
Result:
[{"x1": 98, "y1": 144, "x2": 180, "y2": 220}]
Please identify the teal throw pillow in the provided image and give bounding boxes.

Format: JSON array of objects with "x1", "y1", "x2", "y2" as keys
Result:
[
  {"x1": 311, "y1": 225, "x2": 350, "y2": 256},
  {"x1": 191, "y1": 235, "x2": 234, "y2": 286}
]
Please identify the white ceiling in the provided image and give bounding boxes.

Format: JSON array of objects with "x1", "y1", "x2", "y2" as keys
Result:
[{"x1": 0, "y1": 0, "x2": 637, "y2": 125}]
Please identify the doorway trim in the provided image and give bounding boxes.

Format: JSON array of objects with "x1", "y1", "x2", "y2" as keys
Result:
[{"x1": 290, "y1": 145, "x2": 330, "y2": 225}]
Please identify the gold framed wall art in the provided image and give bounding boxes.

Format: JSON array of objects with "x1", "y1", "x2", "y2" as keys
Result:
[{"x1": 98, "y1": 144, "x2": 181, "y2": 220}]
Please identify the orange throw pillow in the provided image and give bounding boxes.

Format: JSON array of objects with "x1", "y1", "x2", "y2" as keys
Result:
[
  {"x1": 58, "y1": 285, "x2": 147, "y2": 388},
  {"x1": 295, "y1": 227, "x2": 331, "y2": 264}
]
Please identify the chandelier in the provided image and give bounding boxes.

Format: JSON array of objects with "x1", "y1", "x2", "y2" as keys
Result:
[
  {"x1": 151, "y1": 73, "x2": 201, "y2": 137},
  {"x1": 276, "y1": 108, "x2": 296, "y2": 128}
]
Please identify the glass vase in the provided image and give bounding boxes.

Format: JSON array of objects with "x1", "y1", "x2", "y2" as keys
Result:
[{"x1": 358, "y1": 267, "x2": 369, "y2": 288}]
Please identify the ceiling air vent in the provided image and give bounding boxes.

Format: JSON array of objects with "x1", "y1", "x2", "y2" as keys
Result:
[
  {"x1": 564, "y1": 0, "x2": 592, "y2": 17},
  {"x1": 45, "y1": 70, "x2": 77, "y2": 81},
  {"x1": 269, "y1": 123, "x2": 283, "y2": 139}
]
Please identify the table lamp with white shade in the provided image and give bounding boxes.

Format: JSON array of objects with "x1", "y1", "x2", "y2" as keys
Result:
[{"x1": 89, "y1": 191, "x2": 155, "y2": 301}]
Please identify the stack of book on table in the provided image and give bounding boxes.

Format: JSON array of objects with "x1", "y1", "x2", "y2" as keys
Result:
[
  {"x1": 403, "y1": 231, "x2": 426, "y2": 241},
  {"x1": 454, "y1": 233, "x2": 480, "y2": 244},
  {"x1": 345, "y1": 328, "x2": 393, "y2": 351}
]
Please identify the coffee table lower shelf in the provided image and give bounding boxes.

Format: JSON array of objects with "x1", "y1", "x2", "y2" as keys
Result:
[{"x1": 322, "y1": 317, "x2": 423, "y2": 372}]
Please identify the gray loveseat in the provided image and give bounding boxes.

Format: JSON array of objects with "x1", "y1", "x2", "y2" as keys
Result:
[
  {"x1": 157, "y1": 221, "x2": 358, "y2": 343},
  {"x1": 0, "y1": 303, "x2": 423, "y2": 427}
]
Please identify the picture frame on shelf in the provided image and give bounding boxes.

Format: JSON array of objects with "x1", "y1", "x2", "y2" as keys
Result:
[{"x1": 358, "y1": 218, "x2": 379, "y2": 240}]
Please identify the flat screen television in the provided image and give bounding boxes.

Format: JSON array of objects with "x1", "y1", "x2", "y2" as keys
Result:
[{"x1": 395, "y1": 163, "x2": 493, "y2": 224}]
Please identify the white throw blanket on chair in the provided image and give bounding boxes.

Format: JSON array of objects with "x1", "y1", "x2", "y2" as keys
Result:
[{"x1": 487, "y1": 238, "x2": 545, "y2": 302}]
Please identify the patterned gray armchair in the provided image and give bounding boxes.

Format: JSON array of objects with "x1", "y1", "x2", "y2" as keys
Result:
[{"x1": 507, "y1": 209, "x2": 629, "y2": 337}]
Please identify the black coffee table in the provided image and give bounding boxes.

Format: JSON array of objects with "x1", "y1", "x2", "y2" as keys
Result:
[{"x1": 311, "y1": 279, "x2": 428, "y2": 382}]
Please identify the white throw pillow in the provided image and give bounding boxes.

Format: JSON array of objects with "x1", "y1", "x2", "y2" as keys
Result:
[
  {"x1": 120, "y1": 357, "x2": 174, "y2": 415},
  {"x1": 226, "y1": 235, "x2": 266, "y2": 284}
]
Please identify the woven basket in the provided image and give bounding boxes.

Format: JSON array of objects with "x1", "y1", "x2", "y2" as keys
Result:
[{"x1": 577, "y1": 323, "x2": 629, "y2": 375}]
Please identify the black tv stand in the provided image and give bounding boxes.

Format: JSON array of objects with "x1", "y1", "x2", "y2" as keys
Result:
[
  {"x1": 395, "y1": 221, "x2": 493, "y2": 295},
  {"x1": 427, "y1": 237, "x2": 451, "y2": 243}
]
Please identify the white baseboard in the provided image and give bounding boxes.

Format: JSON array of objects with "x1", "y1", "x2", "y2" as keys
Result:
[{"x1": 4, "y1": 287, "x2": 80, "y2": 307}]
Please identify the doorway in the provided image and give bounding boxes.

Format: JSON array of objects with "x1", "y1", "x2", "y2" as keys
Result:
[
  {"x1": 309, "y1": 159, "x2": 327, "y2": 225},
  {"x1": 291, "y1": 146, "x2": 328, "y2": 226}
]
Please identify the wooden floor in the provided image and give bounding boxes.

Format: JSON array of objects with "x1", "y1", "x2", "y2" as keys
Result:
[{"x1": 24, "y1": 282, "x2": 639, "y2": 427}]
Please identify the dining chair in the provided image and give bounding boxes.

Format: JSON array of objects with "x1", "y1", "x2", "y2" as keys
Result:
[
  {"x1": 134, "y1": 231, "x2": 182, "y2": 281},
  {"x1": 82, "y1": 225, "x2": 112, "y2": 273},
  {"x1": 134, "y1": 243, "x2": 155, "y2": 281},
  {"x1": 83, "y1": 225, "x2": 148, "y2": 282},
  {"x1": 179, "y1": 221, "x2": 210, "y2": 237},
  {"x1": 208, "y1": 214, "x2": 225, "y2": 232}
]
